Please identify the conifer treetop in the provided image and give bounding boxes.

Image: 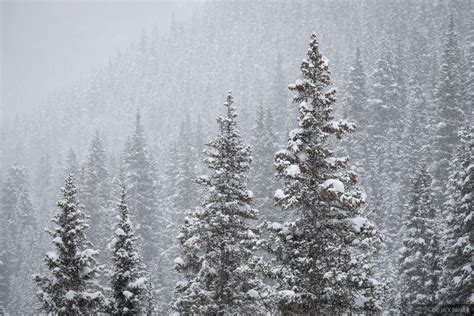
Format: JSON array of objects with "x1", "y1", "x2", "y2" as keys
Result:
[
  {"x1": 276, "y1": 32, "x2": 359, "y2": 211},
  {"x1": 108, "y1": 183, "x2": 153, "y2": 314},
  {"x1": 34, "y1": 175, "x2": 103, "y2": 314},
  {"x1": 267, "y1": 33, "x2": 383, "y2": 313},
  {"x1": 173, "y1": 92, "x2": 269, "y2": 314}
]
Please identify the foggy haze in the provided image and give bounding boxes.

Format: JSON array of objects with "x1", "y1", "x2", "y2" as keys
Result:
[
  {"x1": 0, "y1": 0, "x2": 472, "y2": 315},
  {"x1": 1, "y1": 0, "x2": 192, "y2": 118}
]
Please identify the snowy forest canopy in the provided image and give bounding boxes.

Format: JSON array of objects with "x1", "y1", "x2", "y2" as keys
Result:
[{"x1": 0, "y1": 0, "x2": 473, "y2": 314}]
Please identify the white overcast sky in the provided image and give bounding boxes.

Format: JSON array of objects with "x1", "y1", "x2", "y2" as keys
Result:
[{"x1": 1, "y1": 0, "x2": 194, "y2": 119}]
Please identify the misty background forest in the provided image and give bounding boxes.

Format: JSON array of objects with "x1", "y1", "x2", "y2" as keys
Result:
[{"x1": 0, "y1": 0, "x2": 472, "y2": 314}]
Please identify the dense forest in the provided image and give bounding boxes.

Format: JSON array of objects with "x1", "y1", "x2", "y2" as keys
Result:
[{"x1": 0, "y1": 0, "x2": 472, "y2": 314}]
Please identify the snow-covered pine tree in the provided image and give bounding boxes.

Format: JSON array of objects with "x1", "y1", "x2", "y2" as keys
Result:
[
  {"x1": 192, "y1": 114, "x2": 207, "y2": 176},
  {"x1": 342, "y1": 47, "x2": 369, "y2": 179},
  {"x1": 0, "y1": 164, "x2": 36, "y2": 240},
  {"x1": 161, "y1": 141, "x2": 179, "y2": 201},
  {"x1": 123, "y1": 110, "x2": 171, "y2": 311},
  {"x1": 399, "y1": 163, "x2": 440, "y2": 314},
  {"x1": 250, "y1": 104, "x2": 278, "y2": 221},
  {"x1": 122, "y1": 110, "x2": 159, "y2": 265},
  {"x1": 462, "y1": 23, "x2": 473, "y2": 120},
  {"x1": 172, "y1": 92, "x2": 269, "y2": 314},
  {"x1": 369, "y1": 43, "x2": 407, "y2": 196},
  {"x1": 266, "y1": 33, "x2": 383, "y2": 313},
  {"x1": 407, "y1": 27, "x2": 436, "y2": 99},
  {"x1": 391, "y1": 41, "x2": 410, "y2": 198},
  {"x1": 402, "y1": 79, "x2": 430, "y2": 177},
  {"x1": 173, "y1": 115, "x2": 198, "y2": 215},
  {"x1": 82, "y1": 131, "x2": 111, "y2": 253},
  {"x1": 366, "y1": 45, "x2": 404, "y2": 307},
  {"x1": 34, "y1": 153, "x2": 53, "y2": 222},
  {"x1": 433, "y1": 18, "x2": 466, "y2": 201},
  {"x1": 425, "y1": 230, "x2": 442, "y2": 308},
  {"x1": 406, "y1": 25, "x2": 439, "y2": 161},
  {"x1": 392, "y1": 42, "x2": 409, "y2": 119},
  {"x1": 153, "y1": 115, "x2": 203, "y2": 313},
  {"x1": 344, "y1": 46, "x2": 368, "y2": 135},
  {"x1": 438, "y1": 126, "x2": 473, "y2": 306},
  {"x1": 34, "y1": 175, "x2": 103, "y2": 314},
  {"x1": 108, "y1": 184, "x2": 153, "y2": 315},
  {"x1": 0, "y1": 163, "x2": 37, "y2": 313}
]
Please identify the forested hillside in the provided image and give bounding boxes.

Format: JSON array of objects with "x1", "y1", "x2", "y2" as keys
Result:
[{"x1": 0, "y1": 0, "x2": 472, "y2": 314}]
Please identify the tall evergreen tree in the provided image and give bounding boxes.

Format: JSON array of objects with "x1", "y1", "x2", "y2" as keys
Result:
[
  {"x1": 368, "y1": 44, "x2": 406, "y2": 193},
  {"x1": 122, "y1": 111, "x2": 159, "y2": 265},
  {"x1": 0, "y1": 163, "x2": 36, "y2": 236},
  {"x1": 433, "y1": 18, "x2": 465, "y2": 199},
  {"x1": 34, "y1": 152, "x2": 53, "y2": 221},
  {"x1": 250, "y1": 104, "x2": 278, "y2": 221},
  {"x1": 173, "y1": 115, "x2": 197, "y2": 214},
  {"x1": 366, "y1": 48, "x2": 395, "y2": 195},
  {"x1": 342, "y1": 47, "x2": 369, "y2": 179},
  {"x1": 35, "y1": 175, "x2": 103, "y2": 314},
  {"x1": 399, "y1": 164, "x2": 440, "y2": 313},
  {"x1": 392, "y1": 42, "x2": 409, "y2": 115},
  {"x1": 407, "y1": 28, "x2": 436, "y2": 97},
  {"x1": 108, "y1": 184, "x2": 153, "y2": 315},
  {"x1": 123, "y1": 111, "x2": 168, "y2": 311},
  {"x1": 154, "y1": 116, "x2": 202, "y2": 313},
  {"x1": 0, "y1": 163, "x2": 37, "y2": 313},
  {"x1": 344, "y1": 46, "x2": 368, "y2": 132},
  {"x1": 173, "y1": 92, "x2": 269, "y2": 314},
  {"x1": 438, "y1": 126, "x2": 473, "y2": 306},
  {"x1": 151, "y1": 137, "x2": 184, "y2": 314},
  {"x1": 462, "y1": 23, "x2": 473, "y2": 119},
  {"x1": 367, "y1": 46, "x2": 404, "y2": 305},
  {"x1": 82, "y1": 132, "x2": 111, "y2": 252},
  {"x1": 402, "y1": 79, "x2": 430, "y2": 177},
  {"x1": 160, "y1": 141, "x2": 179, "y2": 202},
  {"x1": 266, "y1": 33, "x2": 383, "y2": 313}
]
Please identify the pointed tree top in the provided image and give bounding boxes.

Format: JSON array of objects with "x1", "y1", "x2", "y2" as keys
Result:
[
  {"x1": 290, "y1": 32, "x2": 332, "y2": 95},
  {"x1": 445, "y1": 15, "x2": 459, "y2": 45},
  {"x1": 224, "y1": 91, "x2": 235, "y2": 118},
  {"x1": 134, "y1": 108, "x2": 145, "y2": 136},
  {"x1": 419, "y1": 155, "x2": 429, "y2": 170},
  {"x1": 308, "y1": 32, "x2": 321, "y2": 55},
  {"x1": 64, "y1": 174, "x2": 77, "y2": 192},
  {"x1": 120, "y1": 182, "x2": 128, "y2": 205},
  {"x1": 448, "y1": 13, "x2": 455, "y2": 32}
]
